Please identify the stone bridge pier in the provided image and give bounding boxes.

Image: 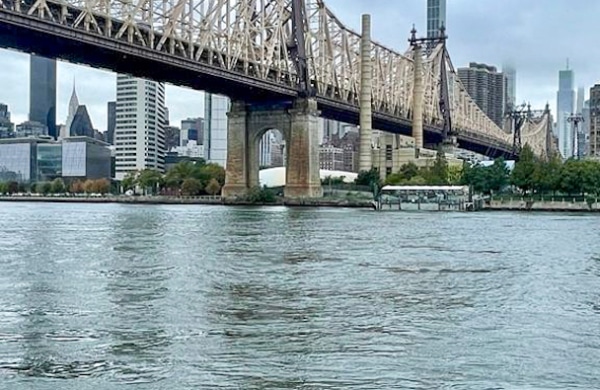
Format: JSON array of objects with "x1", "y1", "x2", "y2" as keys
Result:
[{"x1": 222, "y1": 98, "x2": 322, "y2": 199}]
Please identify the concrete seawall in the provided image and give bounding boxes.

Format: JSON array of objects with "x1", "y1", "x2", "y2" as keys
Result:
[
  {"x1": 486, "y1": 199, "x2": 600, "y2": 212},
  {"x1": 0, "y1": 196, "x2": 374, "y2": 209}
]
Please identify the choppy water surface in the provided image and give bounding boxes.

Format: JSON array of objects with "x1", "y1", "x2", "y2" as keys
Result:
[{"x1": 0, "y1": 203, "x2": 599, "y2": 389}]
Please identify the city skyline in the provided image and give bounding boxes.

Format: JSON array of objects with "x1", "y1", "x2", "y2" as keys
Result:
[{"x1": 0, "y1": 0, "x2": 599, "y2": 131}]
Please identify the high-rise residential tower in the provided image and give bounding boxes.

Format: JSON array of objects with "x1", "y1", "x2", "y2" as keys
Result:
[
  {"x1": 457, "y1": 62, "x2": 506, "y2": 127},
  {"x1": 29, "y1": 55, "x2": 57, "y2": 139},
  {"x1": 114, "y1": 75, "x2": 166, "y2": 180},
  {"x1": 588, "y1": 85, "x2": 600, "y2": 158},
  {"x1": 106, "y1": 101, "x2": 116, "y2": 145},
  {"x1": 427, "y1": 0, "x2": 446, "y2": 39},
  {"x1": 502, "y1": 64, "x2": 517, "y2": 111},
  {"x1": 576, "y1": 87, "x2": 587, "y2": 158},
  {"x1": 203, "y1": 93, "x2": 228, "y2": 167},
  {"x1": 556, "y1": 68, "x2": 575, "y2": 158}
]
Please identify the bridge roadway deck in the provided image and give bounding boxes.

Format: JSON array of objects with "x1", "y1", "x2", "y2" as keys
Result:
[{"x1": 0, "y1": 8, "x2": 513, "y2": 158}]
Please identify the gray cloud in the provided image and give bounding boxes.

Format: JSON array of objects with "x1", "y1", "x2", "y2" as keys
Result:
[{"x1": 0, "y1": 0, "x2": 598, "y2": 130}]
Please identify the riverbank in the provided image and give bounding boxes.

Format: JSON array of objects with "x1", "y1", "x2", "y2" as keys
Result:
[
  {"x1": 485, "y1": 199, "x2": 600, "y2": 212},
  {"x1": 0, "y1": 195, "x2": 375, "y2": 209}
]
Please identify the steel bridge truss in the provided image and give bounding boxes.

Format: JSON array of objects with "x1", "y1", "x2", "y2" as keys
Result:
[{"x1": 0, "y1": 0, "x2": 551, "y2": 156}]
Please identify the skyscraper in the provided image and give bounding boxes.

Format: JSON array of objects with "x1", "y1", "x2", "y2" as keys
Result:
[
  {"x1": 259, "y1": 132, "x2": 273, "y2": 167},
  {"x1": 181, "y1": 117, "x2": 203, "y2": 146},
  {"x1": 576, "y1": 87, "x2": 585, "y2": 113},
  {"x1": 0, "y1": 103, "x2": 14, "y2": 139},
  {"x1": 114, "y1": 75, "x2": 166, "y2": 180},
  {"x1": 106, "y1": 101, "x2": 116, "y2": 145},
  {"x1": 502, "y1": 64, "x2": 517, "y2": 111},
  {"x1": 576, "y1": 87, "x2": 587, "y2": 158},
  {"x1": 63, "y1": 84, "x2": 79, "y2": 138},
  {"x1": 69, "y1": 106, "x2": 95, "y2": 138},
  {"x1": 556, "y1": 68, "x2": 575, "y2": 158},
  {"x1": 427, "y1": 0, "x2": 446, "y2": 39},
  {"x1": 457, "y1": 63, "x2": 506, "y2": 127},
  {"x1": 29, "y1": 55, "x2": 57, "y2": 139},
  {"x1": 588, "y1": 85, "x2": 600, "y2": 158},
  {"x1": 203, "y1": 93, "x2": 228, "y2": 167}
]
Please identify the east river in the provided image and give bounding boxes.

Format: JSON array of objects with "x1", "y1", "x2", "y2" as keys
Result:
[{"x1": 0, "y1": 203, "x2": 599, "y2": 389}]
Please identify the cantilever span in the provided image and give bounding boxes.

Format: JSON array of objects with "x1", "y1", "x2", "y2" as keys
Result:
[{"x1": 0, "y1": 0, "x2": 551, "y2": 157}]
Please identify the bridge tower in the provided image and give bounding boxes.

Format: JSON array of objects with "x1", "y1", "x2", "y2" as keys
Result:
[
  {"x1": 544, "y1": 103, "x2": 554, "y2": 159},
  {"x1": 409, "y1": 26, "x2": 455, "y2": 155},
  {"x1": 358, "y1": 14, "x2": 373, "y2": 172},
  {"x1": 506, "y1": 103, "x2": 530, "y2": 159},
  {"x1": 566, "y1": 112, "x2": 585, "y2": 159},
  {"x1": 222, "y1": 0, "x2": 322, "y2": 199}
]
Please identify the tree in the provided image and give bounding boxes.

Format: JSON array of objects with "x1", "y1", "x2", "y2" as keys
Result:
[
  {"x1": 447, "y1": 165, "x2": 463, "y2": 185},
  {"x1": 461, "y1": 162, "x2": 486, "y2": 193},
  {"x1": 181, "y1": 178, "x2": 202, "y2": 196},
  {"x1": 50, "y1": 178, "x2": 66, "y2": 194},
  {"x1": 0, "y1": 181, "x2": 7, "y2": 194},
  {"x1": 399, "y1": 162, "x2": 419, "y2": 181},
  {"x1": 92, "y1": 179, "x2": 111, "y2": 194},
  {"x1": 70, "y1": 180, "x2": 84, "y2": 194},
  {"x1": 580, "y1": 160, "x2": 600, "y2": 196},
  {"x1": 355, "y1": 168, "x2": 380, "y2": 187},
  {"x1": 511, "y1": 144, "x2": 537, "y2": 194},
  {"x1": 7, "y1": 181, "x2": 18, "y2": 195},
  {"x1": 384, "y1": 172, "x2": 403, "y2": 185},
  {"x1": 406, "y1": 175, "x2": 427, "y2": 185},
  {"x1": 384, "y1": 162, "x2": 422, "y2": 185},
  {"x1": 165, "y1": 161, "x2": 199, "y2": 188},
  {"x1": 83, "y1": 179, "x2": 95, "y2": 194},
  {"x1": 199, "y1": 163, "x2": 226, "y2": 187},
  {"x1": 245, "y1": 186, "x2": 277, "y2": 203},
  {"x1": 428, "y1": 148, "x2": 449, "y2": 185},
  {"x1": 205, "y1": 178, "x2": 222, "y2": 195},
  {"x1": 137, "y1": 169, "x2": 163, "y2": 195},
  {"x1": 461, "y1": 159, "x2": 509, "y2": 195},
  {"x1": 486, "y1": 158, "x2": 510, "y2": 194},
  {"x1": 163, "y1": 160, "x2": 225, "y2": 195},
  {"x1": 322, "y1": 176, "x2": 345, "y2": 185},
  {"x1": 35, "y1": 182, "x2": 52, "y2": 195},
  {"x1": 121, "y1": 172, "x2": 137, "y2": 193},
  {"x1": 533, "y1": 156, "x2": 561, "y2": 195}
]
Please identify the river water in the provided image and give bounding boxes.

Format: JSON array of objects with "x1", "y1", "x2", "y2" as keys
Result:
[{"x1": 0, "y1": 203, "x2": 598, "y2": 389}]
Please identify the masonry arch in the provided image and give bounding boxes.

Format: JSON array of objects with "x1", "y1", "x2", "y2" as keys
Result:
[
  {"x1": 246, "y1": 127, "x2": 288, "y2": 190},
  {"x1": 223, "y1": 99, "x2": 322, "y2": 198}
]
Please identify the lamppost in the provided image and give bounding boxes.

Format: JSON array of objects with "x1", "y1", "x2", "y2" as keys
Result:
[{"x1": 566, "y1": 113, "x2": 585, "y2": 159}]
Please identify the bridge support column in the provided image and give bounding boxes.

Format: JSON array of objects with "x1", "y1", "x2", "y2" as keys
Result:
[
  {"x1": 222, "y1": 101, "x2": 249, "y2": 198},
  {"x1": 412, "y1": 44, "x2": 424, "y2": 153},
  {"x1": 359, "y1": 14, "x2": 373, "y2": 172},
  {"x1": 285, "y1": 98, "x2": 322, "y2": 198}
]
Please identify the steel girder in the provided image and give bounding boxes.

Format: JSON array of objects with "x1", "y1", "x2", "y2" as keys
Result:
[{"x1": 0, "y1": 0, "x2": 550, "y2": 156}]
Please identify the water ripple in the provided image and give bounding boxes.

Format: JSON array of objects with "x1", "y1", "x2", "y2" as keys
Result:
[{"x1": 0, "y1": 204, "x2": 599, "y2": 389}]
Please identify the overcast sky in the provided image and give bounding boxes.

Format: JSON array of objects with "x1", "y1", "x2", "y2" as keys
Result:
[{"x1": 0, "y1": 0, "x2": 597, "y2": 131}]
